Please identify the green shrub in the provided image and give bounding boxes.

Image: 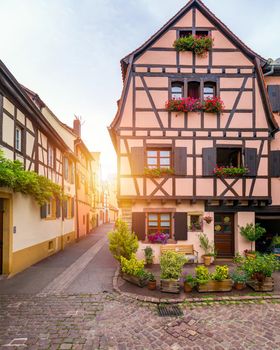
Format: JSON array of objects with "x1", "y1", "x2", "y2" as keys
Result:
[
  {"x1": 160, "y1": 251, "x2": 186, "y2": 280},
  {"x1": 108, "y1": 219, "x2": 139, "y2": 262},
  {"x1": 211, "y1": 265, "x2": 229, "y2": 281},
  {"x1": 271, "y1": 235, "x2": 280, "y2": 248},
  {"x1": 241, "y1": 254, "x2": 280, "y2": 279},
  {"x1": 239, "y1": 223, "x2": 266, "y2": 252},
  {"x1": 120, "y1": 254, "x2": 145, "y2": 276},
  {"x1": 183, "y1": 274, "x2": 197, "y2": 287},
  {"x1": 144, "y1": 246, "x2": 154, "y2": 264},
  {"x1": 195, "y1": 265, "x2": 210, "y2": 284}
]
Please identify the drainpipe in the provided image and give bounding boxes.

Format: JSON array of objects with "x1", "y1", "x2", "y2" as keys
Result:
[{"x1": 264, "y1": 66, "x2": 275, "y2": 76}]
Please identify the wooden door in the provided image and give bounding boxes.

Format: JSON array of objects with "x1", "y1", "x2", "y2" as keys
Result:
[
  {"x1": 214, "y1": 213, "x2": 234, "y2": 258},
  {"x1": 0, "y1": 203, "x2": 3, "y2": 274}
]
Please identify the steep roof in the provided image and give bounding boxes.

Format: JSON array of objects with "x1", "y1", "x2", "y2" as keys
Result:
[{"x1": 121, "y1": 0, "x2": 266, "y2": 81}]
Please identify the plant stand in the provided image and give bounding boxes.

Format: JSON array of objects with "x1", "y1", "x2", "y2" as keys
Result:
[
  {"x1": 197, "y1": 279, "x2": 232, "y2": 292},
  {"x1": 160, "y1": 279, "x2": 180, "y2": 294},
  {"x1": 121, "y1": 272, "x2": 148, "y2": 288},
  {"x1": 247, "y1": 277, "x2": 274, "y2": 292}
]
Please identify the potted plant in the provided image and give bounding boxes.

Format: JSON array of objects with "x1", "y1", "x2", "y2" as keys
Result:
[
  {"x1": 196, "y1": 265, "x2": 232, "y2": 292},
  {"x1": 144, "y1": 246, "x2": 154, "y2": 267},
  {"x1": 203, "y1": 215, "x2": 213, "y2": 224},
  {"x1": 198, "y1": 232, "x2": 215, "y2": 266},
  {"x1": 173, "y1": 34, "x2": 213, "y2": 56},
  {"x1": 231, "y1": 269, "x2": 248, "y2": 290},
  {"x1": 239, "y1": 223, "x2": 266, "y2": 257},
  {"x1": 241, "y1": 254, "x2": 280, "y2": 292},
  {"x1": 147, "y1": 272, "x2": 157, "y2": 291},
  {"x1": 183, "y1": 274, "x2": 197, "y2": 293},
  {"x1": 160, "y1": 251, "x2": 186, "y2": 293},
  {"x1": 148, "y1": 232, "x2": 169, "y2": 244},
  {"x1": 120, "y1": 254, "x2": 149, "y2": 287}
]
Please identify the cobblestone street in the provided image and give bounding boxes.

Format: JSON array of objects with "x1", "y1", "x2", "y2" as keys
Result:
[{"x1": 1, "y1": 224, "x2": 280, "y2": 349}]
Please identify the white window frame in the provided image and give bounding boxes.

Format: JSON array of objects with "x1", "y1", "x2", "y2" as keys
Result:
[
  {"x1": 48, "y1": 145, "x2": 54, "y2": 168},
  {"x1": 15, "y1": 127, "x2": 22, "y2": 152}
]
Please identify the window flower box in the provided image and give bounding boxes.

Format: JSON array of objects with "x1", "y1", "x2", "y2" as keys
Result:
[
  {"x1": 148, "y1": 232, "x2": 169, "y2": 244},
  {"x1": 165, "y1": 97, "x2": 202, "y2": 113},
  {"x1": 214, "y1": 166, "x2": 249, "y2": 178},
  {"x1": 202, "y1": 97, "x2": 225, "y2": 113},
  {"x1": 173, "y1": 35, "x2": 213, "y2": 57},
  {"x1": 144, "y1": 167, "x2": 174, "y2": 177}
]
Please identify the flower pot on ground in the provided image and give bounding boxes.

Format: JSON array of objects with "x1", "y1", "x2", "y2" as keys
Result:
[
  {"x1": 144, "y1": 246, "x2": 154, "y2": 267},
  {"x1": 147, "y1": 272, "x2": 157, "y2": 291},
  {"x1": 195, "y1": 265, "x2": 232, "y2": 292},
  {"x1": 231, "y1": 269, "x2": 248, "y2": 291},
  {"x1": 198, "y1": 233, "x2": 215, "y2": 266},
  {"x1": 183, "y1": 274, "x2": 197, "y2": 293},
  {"x1": 160, "y1": 251, "x2": 187, "y2": 293},
  {"x1": 120, "y1": 254, "x2": 149, "y2": 288},
  {"x1": 240, "y1": 254, "x2": 280, "y2": 292},
  {"x1": 239, "y1": 223, "x2": 266, "y2": 254}
]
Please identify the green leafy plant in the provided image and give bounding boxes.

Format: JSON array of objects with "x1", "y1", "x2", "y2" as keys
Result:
[
  {"x1": 183, "y1": 274, "x2": 197, "y2": 287},
  {"x1": 211, "y1": 265, "x2": 229, "y2": 281},
  {"x1": 120, "y1": 254, "x2": 148, "y2": 280},
  {"x1": 195, "y1": 265, "x2": 210, "y2": 284},
  {"x1": 144, "y1": 246, "x2": 154, "y2": 265},
  {"x1": 0, "y1": 150, "x2": 62, "y2": 205},
  {"x1": 108, "y1": 219, "x2": 139, "y2": 262},
  {"x1": 271, "y1": 235, "x2": 280, "y2": 248},
  {"x1": 173, "y1": 34, "x2": 213, "y2": 56},
  {"x1": 160, "y1": 251, "x2": 186, "y2": 280},
  {"x1": 230, "y1": 269, "x2": 248, "y2": 284},
  {"x1": 198, "y1": 233, "x2": 215, "y2": 256},
  {"x1": 241, "y1": 254, "x2": 280, "y2": 281},
  {"x1": 214, "y1": 166, "x2": 249, "y2": 177},
  {"x1": 144, "y1": 167, "x2": 174, "y2": 177},
  {"x1": 147, "y1": 272, "x2": 156, "y2": 282},
  {"x1": 239, "y1": 223, "x2": 266, "y2": 252}
]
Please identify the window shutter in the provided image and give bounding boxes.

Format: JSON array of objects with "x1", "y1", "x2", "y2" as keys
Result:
[
  {"x1": 268, "y1": 85, "x2": 280, "y2": 112},
  {"x1": 131, "y1": 212, "x2": 146, "y2": 241},
  {"x1": 174, "y1": 147, "x2": 187, "y2": 175},
  {"x1": 174, "y1": 212, "x2": 188, "y2": 241},
  {"x1": 244, "y1": 148, "x2": 257, "y2": 177},
  {"x1": 270, "y1": 151, "x2": 280, "y2": 177},
  {"x1": 202, "y1": 148, "x2": 216, "y2": 176},
  {"x1": 131, "y1": 147, "x2": 145, "y2": 175},
  {"x1": 40, "y1": 204, "x2": 47, "y2": 219},
  {"x1": 56, "y1": 198, "x2": 61, "y2": 218},
  {"x1": 63, "y1": 200, "x2": 68, "y2": 219},
  {"x1": 71, "y1": 198, "x2": 75, "y2": 218}
]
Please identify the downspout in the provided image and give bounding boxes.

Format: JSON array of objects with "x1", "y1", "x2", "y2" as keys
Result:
[{"x1": 264, "y1": 66, "x2": 275, "y2": 76}]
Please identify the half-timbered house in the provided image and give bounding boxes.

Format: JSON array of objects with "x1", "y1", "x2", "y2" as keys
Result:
[{"x1": 109, "y1": 0, "x2": 280, "y2": 262}]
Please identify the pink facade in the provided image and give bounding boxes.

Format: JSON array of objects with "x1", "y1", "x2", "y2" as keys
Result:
[{"x1": 109, "y1": 0, "x2": 280, "y2": 259}]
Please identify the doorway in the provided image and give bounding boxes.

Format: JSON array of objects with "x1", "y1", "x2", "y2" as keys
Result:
[{"x1": 214, "y1": 213, "x2": 235, "y2": 258}]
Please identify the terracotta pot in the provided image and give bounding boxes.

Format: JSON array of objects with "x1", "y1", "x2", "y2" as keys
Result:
[
  {"x1": 184, "y1": 282, "x2": 193, "y2": 293},
  {"x1": 234, "y1": 282, "x2": 246, "y2": 290},
  {"x1": 148, "y1": 280, "x2": 157, "y2": 290},
  {"x1": 203, "y1": 255, "x2": 212, "y2": 266}
]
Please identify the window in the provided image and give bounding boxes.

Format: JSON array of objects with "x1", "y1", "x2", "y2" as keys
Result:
[
  {"x1": 64, "y1": 158, "x2": 69, "y2": 181},
  {"x1": 203, "y1": 82, "x2": 216, "y2": 99},
  {"x1": 15, "y1": 127, "x2": 22, "y2": 151},
  {"x1": 171, "y1": 82, "x2": 184, "y2": 99},
  {"x1": 147, "y1": 149, "x2": 171, "y2": 169},
  {"x1": 147, "y1": 213, "x2": 171, "y2": 235},
  {"x1": 179, "y1": 30, "x2": 192, "y2": 38},
  {"x1": 217, "y1": 148, "x2": 242, "y2": 168},
  {"x1": 196, "y1": 30, "x2": 209, "y2": 37},
  {"x1": 189, "y1": 214, "x2": 202, "y2": 232},
  {"x1": 46, "y1": 199, "x2": 56, "y2": 219},
  {"x1": 48, "y1": 145, "x2": 54, "y2": 168},
  {"x1": 188, "y1": 82, "x2": 200, "y2": 99}
]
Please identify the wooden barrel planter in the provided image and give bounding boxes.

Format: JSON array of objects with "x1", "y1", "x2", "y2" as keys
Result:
[
  {"x1": 160, "y1": 279, "x2": 180, "y2": 294},
  {"x1": 197, "y1": 279, "x2": 233, "y2": 292},
  {"x1": 247, "y1": 277, "x2": 274, "y2": 292},
  {"x1": 121, "y1": 272, "x2": 149, "y2": 288}
]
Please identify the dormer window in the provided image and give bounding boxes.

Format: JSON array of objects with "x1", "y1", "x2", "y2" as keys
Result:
[
  {"x1": 188, "y1": 82, "x2": 200, "y2": 99},
  {"x1": 203, "y1": 82, "x2": 216, "y2": 99},
  {"x1": 196, "y1": 30, "x2": 209, "y2": 37},
  {"x1": 171, "y1": 82, "x2": 184, "y2": 99}
]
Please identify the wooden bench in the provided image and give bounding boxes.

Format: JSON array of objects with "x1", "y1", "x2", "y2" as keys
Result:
[{"x1": 160, "y1": 244, "x2": 198, "y2": 264}]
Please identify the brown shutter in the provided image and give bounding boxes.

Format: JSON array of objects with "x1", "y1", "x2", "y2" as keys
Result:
[
  {"x1": 71, "y1": 198, "x2": 75, "y2": 218},
  {"x1": 268, "y1": 85, "x2": 280, "y2": 112},
  {"x1": 270, "y1": 151, "x2": 280, "y2": 177},
  {"x1": 131, "y1": 212, "x2": 146, "y2": 241},
  {"x1": 56, "y1": 198, "x2": 61, "y2": 218},
  {"x1": 202, "y1": 148, "x2": 216, "y2": 176},
  {"x1": 174, "y1": 147, "x2": 187, "y2": 175},
  {"x1": 131, "y1": 147, "x2": 145, "y2": 175},
  {"x1": 174, "y1": 212, "x2": 188, "y2": 241},
  {"x1": 40, "y1": 204, "x2": 47, "y2": 219},
  {"x1": 244, "y1": 148, "x2": 257, "y2": 177}
]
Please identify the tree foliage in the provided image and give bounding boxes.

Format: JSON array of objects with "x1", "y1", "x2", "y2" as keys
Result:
[
  {"x1": 108, "y1": 219, "x2": 139, "y2": 262},
  {"x1": 0, "y1": 150, "x2": 62, "y2": 205}
]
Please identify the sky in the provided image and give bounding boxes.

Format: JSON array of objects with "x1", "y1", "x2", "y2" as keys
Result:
[{"x1": 0, "y1": 0, "x2": 279, "y2": 179}]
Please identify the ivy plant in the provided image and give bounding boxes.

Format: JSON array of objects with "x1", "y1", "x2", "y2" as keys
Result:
[{"x1": 0, "y1": 150, "x2": 62, "y2": 205}]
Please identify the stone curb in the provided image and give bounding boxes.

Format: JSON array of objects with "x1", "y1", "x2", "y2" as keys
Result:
[{"x1": 113, "y1": 267, "x2": 280, "y2": 305}]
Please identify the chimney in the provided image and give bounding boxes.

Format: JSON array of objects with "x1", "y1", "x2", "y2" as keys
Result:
[{"x1": 73, "y1": 118, "x2": 81, "y2": 138}]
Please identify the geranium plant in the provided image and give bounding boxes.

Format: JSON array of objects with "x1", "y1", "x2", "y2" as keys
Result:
[
  {"x1": 202, "y1": 97, "x2": 225, "y2": 113},
  {"x1": 173, "y1": 34, "x2": 213, "y2": 56},
  {"x1": 148, "y1": 231, "x2": 169, "y2": 244},
  {"x1": 165, "y1": 97, "x2": 202, "y2": 113},
  {"x1": 144, "y1": 167, "x2": 174, "y2": 177},
  {"x1": 214, "y1": 166, "x2": 249, "y2": 178}
]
